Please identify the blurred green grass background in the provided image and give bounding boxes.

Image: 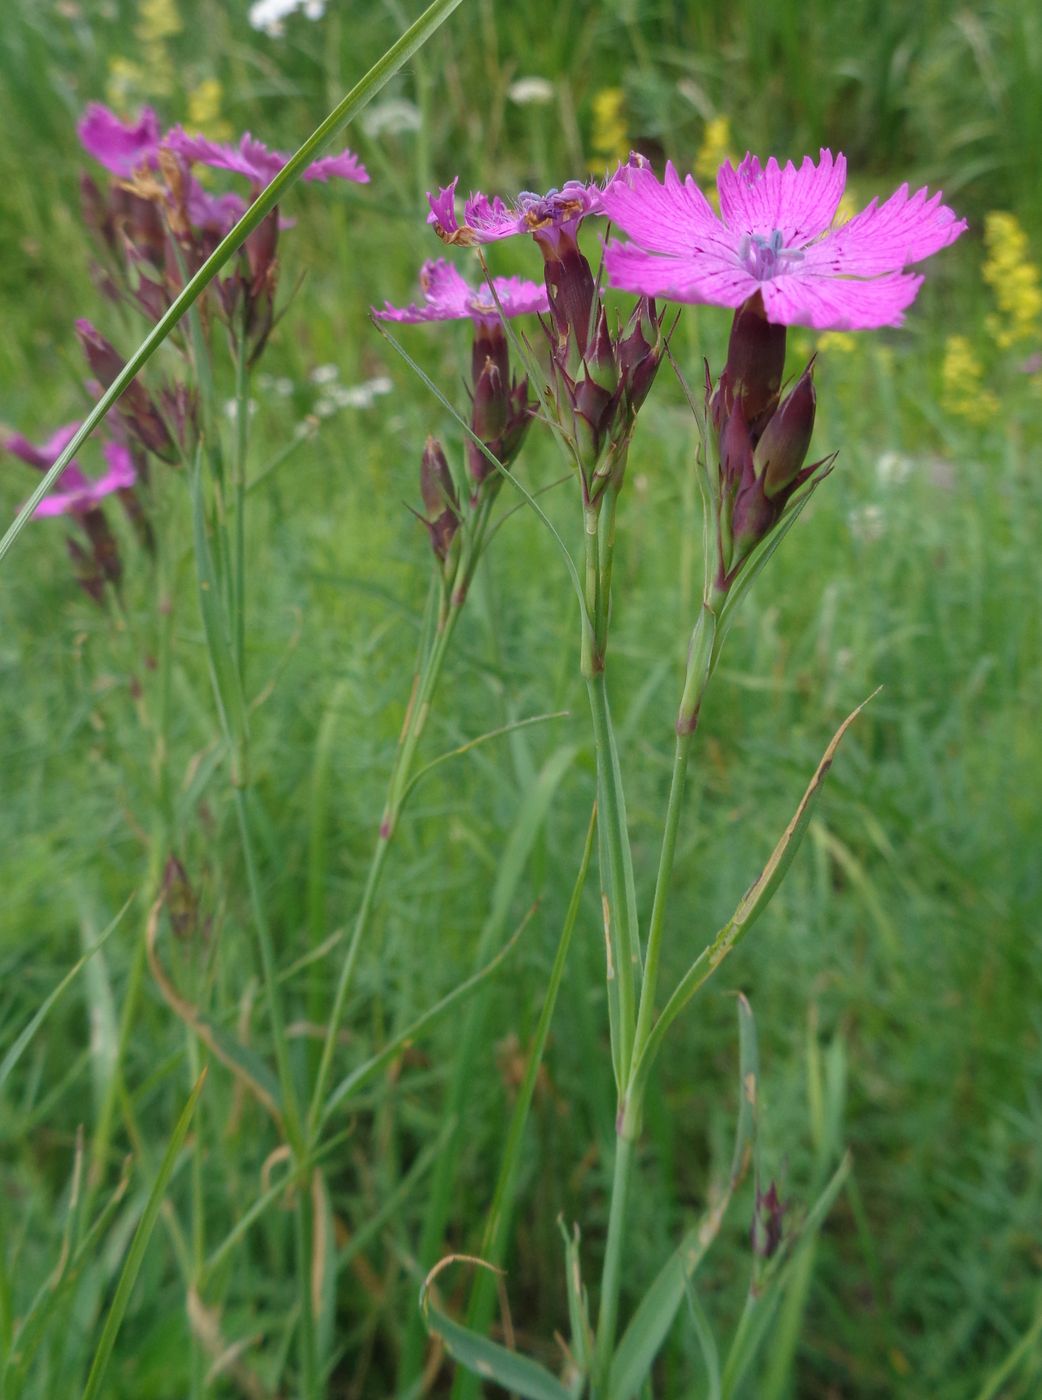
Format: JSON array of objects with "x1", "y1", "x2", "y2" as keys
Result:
[{"x1": 1, "y1": 1, "x2": 1040, "y2": 1396}]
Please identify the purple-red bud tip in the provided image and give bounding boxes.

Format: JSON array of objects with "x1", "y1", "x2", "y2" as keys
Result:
[{"x1": 755, "y1": 364, "x2": 816, "y2": 499}]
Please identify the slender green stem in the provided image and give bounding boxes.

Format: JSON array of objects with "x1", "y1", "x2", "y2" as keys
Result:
[
  {"x1": 306, "y1": 581, "x2": 464, "y2": 1140},
  {"x1": 592, "y1": 1130, "x2": 636, "y2": 1393},
  {"x1": 631, "y1": 602, "x2": 717, "y2": 1068},
  {"x1": 586, "y1": 671, "x2": 637, "y2": 1084},
  {"x1": 455, "y1": 806, "x2": 597, "y2": 1391},
  {"x1": 232, "y1": 332, "x2": 251, "y2": 679},
  {"x1": 233, "y1": 786, "x2": 303, "y2": 1152},
  {"x1": 295, "y1": 1172, "x2": 318, "y2": 1400}
]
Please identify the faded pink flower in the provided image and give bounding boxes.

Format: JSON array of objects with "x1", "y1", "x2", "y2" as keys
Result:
[
  {"x1": 427, "y1": 177, "x2": 606, "y2": 250},
  {"x1": 374, "y1": 259, "x2": 548, "y2": 325},
  {"x1": 164, "y1": 127, "x2": 369, "y2": 187},
  {"x1": 78, "y1": 104, "x2": 161, "y2": 176},
  {"x1": 603, "y1": 150, "x2": 967, "y2": 330},
  {"x1": 2, "y1": 424, "x2": 136, "y2": 517}
]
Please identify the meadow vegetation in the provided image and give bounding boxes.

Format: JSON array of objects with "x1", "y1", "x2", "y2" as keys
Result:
[{"x1": 0, "y1": 1, "x2": 1040, "y2": 1396}]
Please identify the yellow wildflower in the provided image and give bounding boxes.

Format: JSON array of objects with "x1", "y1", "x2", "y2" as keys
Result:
[
  {"x1": 589, "y1": 88, "x2": 628, "y2": 168},
  {"x1": 983, "y1": 212, "x2": 1042, "y2": 349},
  {"x1": 187, "y1": 78, "x2": 232, "y2": 140},
  {"x1": 106, "y1": 55, "x2": 147, "y2": 111},
  {"x1": 136, "y1": 0, "x2": 182, "y2": 43},
  {"x1": 694, "y1": 116, "x2": 733, "y2": 186},
  {"x1": 940, "y1": 334, "x2": 998, "y2": 426},
  {"x1": 817, "y1": 331, "x2": 857, "y2": 355}
]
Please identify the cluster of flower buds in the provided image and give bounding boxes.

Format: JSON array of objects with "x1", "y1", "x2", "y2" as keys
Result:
[
  {"x1": 78, "y1": 105, "x2": 368, "y2": 365},
  {"x1": 76, "y1": 318, "x2": 184, "y2": 464},
  {"x1": 551, "y1": 292, "x2": 663, "y2": 502},
  {"x1": 375, "y1": 259, "x2": 540, "y2": 572},
  {"x1": 1, "y1": 422, "x2": 146, "y2": 604},
  {"x1": 707, "y1": 292, "x2": 828, "y2": 590},
  {"x1": 425, "y1": 168, "x2": 666, "y2": 503}
]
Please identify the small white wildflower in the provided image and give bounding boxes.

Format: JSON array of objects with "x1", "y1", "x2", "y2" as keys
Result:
[
  {"x1": 508, "y1": 77, "x2": 555, "y2": 107},
  {"x1": 223, "y1": 397, "x2": 257, "y2": 420},
  {"x1": 309, "y1": 363, "x2": 340, "y2": 385},
  {"x1": 847, "y1": 503, "x2": 885, "y2": 544},
  {"x1": 248, "y1": 0, "x2": 323, "y2": 36},
  {"x1": 361, "y1": 99, "x2": 422, "y2": 138},
  {"x1": 876, "y1": 451, "x2": 913, "y2": 487},
  {"x1": 332, "y1": 376, "x2": 394, "y2": 409}
]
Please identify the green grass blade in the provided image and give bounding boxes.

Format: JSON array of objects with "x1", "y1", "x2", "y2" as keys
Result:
[
  {"x1": 0, "y1": 0, "x2": 468, "y2": 570},
  {"x1": 421, "y1": 1276, "x2": 571, "y2": 1400},
  {"x1": 0, "y1": 900, "x2": 128, "y2": 1093},
  {"x1": 455, "y1": 804, "x2": 597, "y2": 1396},
  {"x1": 81, "y1": 1069, "x2": 207, "y2": 1400},
  {"x1": 609, "y1": 995, "x2": 759, "y2": 1400},
  {"x1": 320, "y1": 905, "x2": 531, "y2": 1125},
  {"x1": 634, "y1": 693, "x2": 876, "y2": 1088}
]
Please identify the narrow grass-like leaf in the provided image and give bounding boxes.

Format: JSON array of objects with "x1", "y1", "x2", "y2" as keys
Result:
[
  {"x1": 610, "y1": 996, "x2": 759, "y2": 1400},
  {"x1": 0, "y1": 900, "x2": 128, "y2": 1093},
  {"x1": 559, "y1": 1220, "x2": 594, "y2": 1383},
  {"x1": 422, "y1": 1262, "x2": 571, "y2": 1400},
  {"x1": 456, "y1": 805, "x2": 597, "y2": 1397},
  {"x1": 321, "y1": 904, "x2": 532, "y2": 1124},
  {"x1": 634, "y1": 693, "x2": 876, "y2": 1089},
  {"x1": 3, "y1": 1159, "x2": 132, "y2": 1390},
  {"x1": 684, "y1": 1282, "x2": 722, "y2": 1400},
  {"x1": 81, "y1": 1070, "x2": 206, "y2": 1400},
  {"x1": 973, "y1": 1291, "x2": 1042, "y2": 1400},
  {"x1": 401, "y1": 747, "x2": 577, "y2": 1382},
  {"x1": 146, "y1": 892, "x2": 282, "y2": 1124},
  {"x1": 0, "y1": 0, "x2": 469, "y2": 568},
  {"x1": 400, "y1": 710, "x2": 570, "y2": 809}
]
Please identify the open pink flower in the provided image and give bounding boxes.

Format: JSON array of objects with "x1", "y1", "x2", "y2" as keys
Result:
[
  {"x1": 374, "y1": 259, "x2": 548, "y2": 325},
  {"x1": 164, "y1": 128, "x2": 369, "y2": 187},
  {"x1": 32, "y1": 441, "x2": 136, "y2": 517},
  {"x1": 78, "y1": 104, "x2": 161, "y2": 176},
  {"x1": 603, "y1": 150, "x2": 967, "y2": 330},
  {"x1": 427, "y1": 177, "x2": 606, "y2": 249},
  {"x1": 3, "y1": 424, "x2": 136, "y2": 517}
]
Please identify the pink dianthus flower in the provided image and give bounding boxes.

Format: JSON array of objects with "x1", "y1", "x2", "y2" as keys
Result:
[{"x1": 603, "y1": 150, "x2": 966, "y2": 330}]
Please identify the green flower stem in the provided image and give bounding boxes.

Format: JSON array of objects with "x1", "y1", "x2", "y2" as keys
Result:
[
  {"x1": 592, "y1": 601, "x2": 719, "y2": 1391},
  {"x1": 305, "y1": 498, "x2": 492, "y2": 1143},
  {"x1": 592, "y1": 1128, "x2": 637, "y2": 1393},
  {"x1": 631, "y1": 602, "x2": 717, "y2": 1069},
  {"x1": 232, "y1": 328, "x2": 251, "y2": 680}
]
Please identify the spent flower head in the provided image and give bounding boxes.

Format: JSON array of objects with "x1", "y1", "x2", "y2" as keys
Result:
[
  {"x1": 374, "y1": 259, "x2": 548, "y2": 326},
  {"x1": 604, "y1": 150, "x2": 966, "y2": 329}
]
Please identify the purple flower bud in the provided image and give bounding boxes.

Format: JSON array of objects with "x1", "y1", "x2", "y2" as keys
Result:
[
  {"x1": 470, "y1": 317, "x2": 510, "y2": 391},
  {"x1": 541, "y1": 228, "x2": 598, "y2": 360},
  {"x1": 754, "y1": 364, "x2": 816, "y2": 499},
  {"x1": 617, "y1": 297, "x2": 663, "y2": 419},
  {"x1": 711, "y1": 291, "x2": 787, "y2": 437},
  {"x1": 66, "y1": 534, "x2": 107, "y2": 605},
  {"x1": 585, "y1": 308, "x2": 619, "y2": 395},
  {"x1": 471, "y1": 356, "x2": 508, "y2": 447},
  {"x1": 719, "y1": 400, "x2": 755, "y2": 493},
  {"x1": 164, "y1": 856, "x2": 202, "y2": 939},
  {"x1": 420, "y1": 436, "x2": 460, "y2": 561},
  {"x1": 76, "y1": 320, "x2": 177, "y2": 463},
  {"x1": 751, "y1": 1181, "x2": 788, "y2": 1260}
]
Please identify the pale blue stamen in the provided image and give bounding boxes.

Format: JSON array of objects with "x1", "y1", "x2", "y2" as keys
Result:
[{"x1": 739, "y1": 228, "x2": 805, "y2": 281}]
